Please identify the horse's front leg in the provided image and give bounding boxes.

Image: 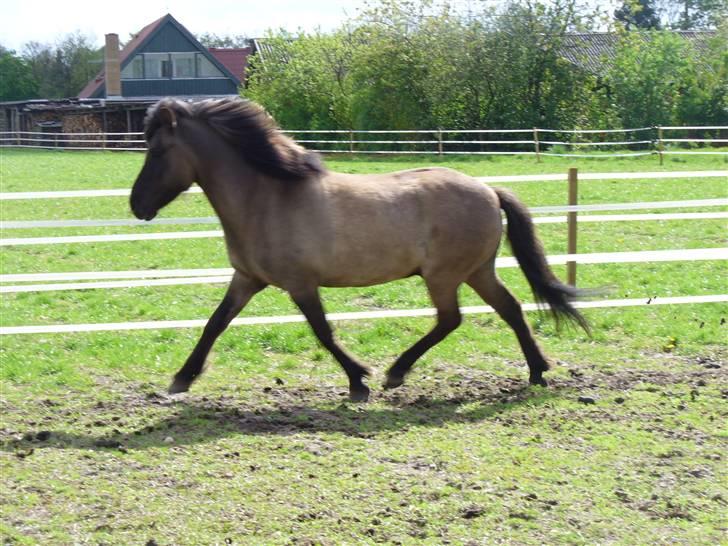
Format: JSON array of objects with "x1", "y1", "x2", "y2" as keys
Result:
[
  {"x1": 290, "y1": 288, "x2": 372, "y2": 402},
  {"x1": 168, "y1": 272, "x2": 266, "y2": 394}
]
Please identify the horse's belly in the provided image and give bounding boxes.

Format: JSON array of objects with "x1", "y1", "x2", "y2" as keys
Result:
[
  {"x1": 320, "y1": 268, "x2": 419, "y2": 288},
  {"x1": 319, "y1": 248, "x2": 422, "y2": 287}
]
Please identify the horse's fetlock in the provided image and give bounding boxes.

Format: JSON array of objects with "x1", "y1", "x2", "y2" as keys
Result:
[
  {"x1": 383, "y1": 373, "x2": 405, "y2": 390},
  {"x1": 349, "y1": 384, "x2": 370, "y2": 403}
]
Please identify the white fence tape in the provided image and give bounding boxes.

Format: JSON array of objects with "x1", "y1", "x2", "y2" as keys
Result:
[
  {"x1": 0, "y1": 230, "x2": 224, "y2": 246},
  {"x1": 1, "y1": 171, "x2": 725, "y2": 201},
  {"x1": 2, "y1": 248, "x2": 725, "y2": 293},
  {"x1": 531, "y1": 198, "x2": 727, "y2": 214},
  {"x1": 2, "y1": 201, "x2": 725, "y2": 246},
  {"x1": 1, "y1": 217, "x2": 221, "y2": 229},
  {"x1": 533, "y1": 212, "x2": 728, "y2": 224},
  {"x1": 1, "y1": 295, "x2": 725, "y2": 335},
  {"x1": 0, "y1": 187, "x2": 203, "y2": 201},
  {"x1": 3, "y1": 210, "x2": 726, "y2": 231},
  {"x1": 0, "y1": 268, "x2": 235, "y2": 283}
]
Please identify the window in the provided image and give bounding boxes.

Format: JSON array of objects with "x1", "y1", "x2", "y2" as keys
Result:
[
  {"x1": 121, "y1": 56, "x2": 144, "y2": 79},
  {"x1": 197, "y1": 54, "x2": 224, "y2": 78},
  {"x1": 120, "y1": 52, "x2": 226, "y2": 80},
  {"x1": 144, "y1": 53, "x2": 170, "y2": 79},
  {"x1": 172, "y1": 53, "x2": 195, "y2": 78}
]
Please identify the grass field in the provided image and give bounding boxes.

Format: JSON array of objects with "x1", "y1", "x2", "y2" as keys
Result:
[{"x1": 1, "y1": 149, "x2": 726, "y2": 545}]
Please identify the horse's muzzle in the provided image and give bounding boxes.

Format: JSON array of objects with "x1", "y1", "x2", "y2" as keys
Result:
[{"x1": 130, "y1": 196, "x2": 157, "y2": 221}]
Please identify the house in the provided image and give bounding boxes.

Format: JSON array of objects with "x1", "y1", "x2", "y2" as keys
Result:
[
  {"x1": 79, "y1": 14, "x2": 248, "y2": 100},
  {"x1": 1, "y1": 14, "x2": 252, "y2": 140},
  {"x1": 559, "y1": 30, "x2": 717, "y2": 76}
]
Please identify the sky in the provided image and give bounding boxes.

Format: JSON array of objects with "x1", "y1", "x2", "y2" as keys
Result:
[{"x1": 0, "y1": 0, "x2": 370, "y2": 52}]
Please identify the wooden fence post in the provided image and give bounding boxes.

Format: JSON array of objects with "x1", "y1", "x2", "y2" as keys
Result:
[
  {"x1": 657, "y1": 126, "x2": 664, "y2": 165},
  {"x1": 437, "y1": 128, "x2": 443, "y2": 156},
  {"x1": 534, "y1": 127, "x2": 541, "y2": 163},
  {"x1": 349, "y1": 130, "x2": 354, "y2": 155},
  {"x1": 102, "y1": 111, "x2": 108, "y2": 150},
  {"x1": 567, "y1": 167, "x2": 578, "y2": 286}
]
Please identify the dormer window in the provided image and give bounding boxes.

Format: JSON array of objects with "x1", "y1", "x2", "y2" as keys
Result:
[{"x1": 121, "y1": 53, "x2": 224, "y2": 80}]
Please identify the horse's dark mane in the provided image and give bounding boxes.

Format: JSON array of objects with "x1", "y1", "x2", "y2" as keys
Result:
[{"x1": 144, "y1": 97, "x2": 325, "y2": 182}]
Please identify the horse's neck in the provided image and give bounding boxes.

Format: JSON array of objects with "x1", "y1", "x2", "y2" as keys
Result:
[
  {"x1": 195, "y1": 148, "x2": 267, "y2": 230},
  {"x1": 186, "y1": 122, "x2": 278, "y2": 232}
]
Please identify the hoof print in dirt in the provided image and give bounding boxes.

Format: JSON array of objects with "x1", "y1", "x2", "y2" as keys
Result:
[
  {"x1": 21, "y1": 431, "x2": 52, "y2": 442},
  {"x1": 93, "y1": 438, "x2": 123, "y2": 449},
  {"x1": 460, "y1": 504, "x2": 485, "y2": 519}
]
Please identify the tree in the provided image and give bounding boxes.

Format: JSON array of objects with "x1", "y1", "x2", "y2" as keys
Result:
[
  {"x1": 675, "y1": 23, "x2": 728, "y2": 125},
  {"x1": 244, "y1": 30, "x2": 356, "y2": 130},
  {"x1": 484, "y1": 0, "x2": 600, "y2": 130},
  {"x1": 22, "y1": 32, "x2": 102, "y2": 99},
  {"x1": 348, "y1": 0, "x2": 433, "y2": 130},
  {"x1": 615, "y1": 0, "x2": 662, "y2": 29},
  {"x1": 658, "y1": 0, "x2": 728, "y2": 29},
  {"x1": 606, "y1": 31, "x2": 695, "y2": 128},
  {"x1": 0, "y1": 46, "x2": 39, "y2": 100},
  {"x1": 197, "y1": 33, "x2": 250, "y2": 48}
]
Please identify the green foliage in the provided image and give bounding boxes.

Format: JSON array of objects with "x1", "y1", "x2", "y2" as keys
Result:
[
  {"x1": 615, "y1": 0, "x2": 662, "y2": 29},
  {"x1": 348, "y1": 1, "x2": 433, "y2": 130},
  {"x1": 196, "y1": 32, "x2": 249, "y2": 48},
  {"x1": 21, "y1": 32, "x2": 103, "y2": 99},
  {"x1": 243, "y1": 0, "x2": 609, "y2": 132},
  {"x1": 243, "y1": 30, "x2": 356, "y2": 130},
  {"x1": 606, "y1": 30, "x2": 728, "y2": 128},
  {"x1": 675, "y1": 24, "x2": 728, "y2": 125},
  {"x1": 243, "y1": 0, "x2": 724, "y2": 133},
  {"x1": 0, "y1": 47, "x2": 39, "y2": 101},
  {"x1": 608, "y1": 31, "x2": 690, "y2": 128},
  {"x1": 659, "y1": 0, "x2": 728, "y2": 29}
]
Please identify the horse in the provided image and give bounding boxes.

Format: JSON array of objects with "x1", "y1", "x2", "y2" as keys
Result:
[{"x1": 130, "y1": 97, "x2": 589, "y2": 402}]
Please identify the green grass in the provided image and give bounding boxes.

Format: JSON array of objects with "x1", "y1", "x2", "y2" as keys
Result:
[{"x1": 0, "y1": 149, "x2": 726, "y2": 545}]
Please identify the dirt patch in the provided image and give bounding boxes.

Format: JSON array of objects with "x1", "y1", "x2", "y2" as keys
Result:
[{"x1": 2, "y1": 356, "x2": 724, "y2": 455}]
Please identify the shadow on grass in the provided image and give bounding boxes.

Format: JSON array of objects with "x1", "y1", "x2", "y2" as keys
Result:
[{"x1": 2, "y1": 378, "x2": 563, "y2": 452}]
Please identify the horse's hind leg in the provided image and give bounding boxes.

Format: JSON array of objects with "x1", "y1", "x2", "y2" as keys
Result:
[
  {"x1": 384, "y1": 279, "x2": 462, "y2": 389},
  {"x1": 466, "y1": 262, "x2": 551, "y2": 386},
  {"x1": 169, "y1": 273, "x2": 265, "y2": 394},
  {"x1": 290, "y1": 288, "x2": 372, "y2": 402}
]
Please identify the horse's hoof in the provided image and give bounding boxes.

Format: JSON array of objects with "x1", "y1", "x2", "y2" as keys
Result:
[
  {"x1": 168, "y1": 378, "x2": 191, "y2": 394},
  {"x1": 529, "y1": 375, "x2": 548, "y2": 387},
  {"x1": 349, "y1": 385, "x2": 370, "y2": 403},
  {"x1": 383, "y1": 374, "x2": 404, "y2": 390}
]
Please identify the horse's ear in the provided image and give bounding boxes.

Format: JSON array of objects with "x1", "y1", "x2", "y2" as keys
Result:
[{"x1": 158, "y1": 106, "x2": 178, "y2": 129}]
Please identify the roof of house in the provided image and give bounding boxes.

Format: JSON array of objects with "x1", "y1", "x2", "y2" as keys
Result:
[
  {"x1": 559, "y1": 30, "x2": 717, "y2": 75},
  {"x1": 78, "y1": 14, "x2": 242, "y2": 99},
  {"x1": 78, "y1": 15, "x2": 166, "y2": 99},
  {"x1": 208, "y1": 47, "x2": 252, "y2": 81}
]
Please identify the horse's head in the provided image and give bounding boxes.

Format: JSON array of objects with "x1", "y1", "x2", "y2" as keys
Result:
[{"x1": 130, "y1": 101, "x2": 196, "y2": 221}]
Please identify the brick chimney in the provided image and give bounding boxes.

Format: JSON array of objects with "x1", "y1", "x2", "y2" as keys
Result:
[{"x1": 104, "y1": 33, "x2": 122, "y2": 99}]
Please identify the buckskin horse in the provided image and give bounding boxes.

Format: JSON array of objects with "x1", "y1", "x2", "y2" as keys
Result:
[{"x1": 130, "y1": 97, "x2": 588, "y2": 401}]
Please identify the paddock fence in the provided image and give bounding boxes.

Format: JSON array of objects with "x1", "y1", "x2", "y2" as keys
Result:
[
  {"x1": 1, "y1": 169, "x2": 726, "y2": 335},
  {"x1": 1, "y1": 126, "x2": 727, "y2": 161}
]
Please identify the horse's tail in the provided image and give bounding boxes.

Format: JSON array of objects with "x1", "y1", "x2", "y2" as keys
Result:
[{"x1": 494, "y1": 187, "x2": 590, "y2": 333}]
